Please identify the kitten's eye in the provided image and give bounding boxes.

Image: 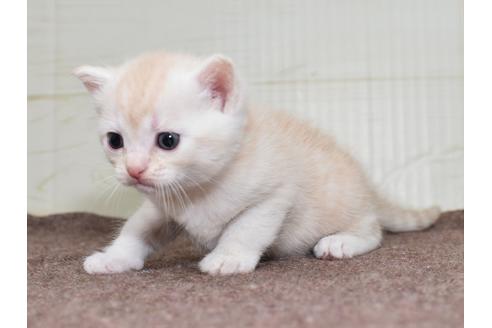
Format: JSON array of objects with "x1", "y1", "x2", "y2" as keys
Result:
[
  {"x1": 157, "y1": 132, "x2": 180, "y2": 150},
  {"x1": 107, "y1": 132, "x2": 124, "y2": 150}
]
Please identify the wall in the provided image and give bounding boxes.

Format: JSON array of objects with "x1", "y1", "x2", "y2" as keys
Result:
[{"x1": 28, "y1": 0, "x2": 463, "y2": 217}]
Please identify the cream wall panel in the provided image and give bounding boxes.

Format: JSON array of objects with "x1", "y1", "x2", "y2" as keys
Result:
[{"x1": 28, "y1": 0, "x2": 463, "y2": 216}]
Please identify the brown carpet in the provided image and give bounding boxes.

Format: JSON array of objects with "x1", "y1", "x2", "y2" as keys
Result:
[{"x1": 27, "y1": 210, "x2": 463, "y2": 328}]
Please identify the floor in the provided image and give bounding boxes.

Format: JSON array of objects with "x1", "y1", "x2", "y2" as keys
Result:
[{"x1": 27, "y1": 210, "x2": 463, "y2": 328}]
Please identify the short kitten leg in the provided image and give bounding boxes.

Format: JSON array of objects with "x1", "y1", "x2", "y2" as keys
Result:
[
  {"x1": 199, "y1": 192, "x2": 290, "y2": 275},
  {"x1": 313, "y1": 214, "x2": 382, "y2": 259},
  {"x1": 84, "y1": 200, "x2": 169, "y2": 274}
]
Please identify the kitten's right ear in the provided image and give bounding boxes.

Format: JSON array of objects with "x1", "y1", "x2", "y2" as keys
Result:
[{"x1": 73, "y1": 66, "x2": 112, "y2": 95}]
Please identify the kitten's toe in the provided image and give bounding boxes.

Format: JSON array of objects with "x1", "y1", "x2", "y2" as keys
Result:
[
  {"x1": 313, "y1": 235, "x2": 355, "y2": 259},
  {"x1": 199, "y1": 251, "x2": 259, "y2": 275},
  {"x1": 83, "y1": 251, "x2": 144, "y2": 274}
]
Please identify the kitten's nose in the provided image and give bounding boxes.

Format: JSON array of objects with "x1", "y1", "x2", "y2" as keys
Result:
[{"x1": 126, "y1": 166, "x2": 147, "y2": 180}]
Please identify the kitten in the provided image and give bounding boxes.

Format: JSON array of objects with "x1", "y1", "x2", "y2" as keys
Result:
[{"x1": 74, "y1": 52, "x2": 440, "y2": 275}]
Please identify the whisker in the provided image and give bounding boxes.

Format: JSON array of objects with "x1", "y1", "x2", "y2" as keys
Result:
[
  {"x1": 159, "y1": 184, "x2": 167, "y2": 213},
  {"x1": 173, "y1": 181, "x2": 187, "y2": 212},
  {"x1": 93, "y1": 174, "x2": 117, "y2": 185},
  {"x1": 105, "y1": 183, "x2": 120, "y2": 206},
  {"x1": 97, "y1": 180, "x2": 118, "y2": 198},
  {"x1": 175, "y1": 180, "x2": 192, "y2": 210},
  {"x1": 167, "y1": 184, "x2": 176, "y2": 215},
  {"x1": 164, "y1": 184, "x2": 172, "y2": 215},
  {"x1": 180, "y1": 173, "x2": 207, "y2": 194}
]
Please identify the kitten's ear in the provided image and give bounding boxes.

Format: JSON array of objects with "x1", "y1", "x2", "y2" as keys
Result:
[
  {"x1": 73, "y1": 66, "x2": 112, "y2": 95},
  {"x1": 196, "y1": 54, "x2": 240, "y2": 112}
]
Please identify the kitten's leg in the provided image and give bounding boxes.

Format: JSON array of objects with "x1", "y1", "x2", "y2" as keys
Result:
[
  {"x1": 313, "y1": 214, "x2": 382, "y2": 259},
  {"x1": 199, "y1": 192, "x2": 290, "y2": 275},
  {"x1": 84, "y1": 199, "x2": 173, "y2": 274}
]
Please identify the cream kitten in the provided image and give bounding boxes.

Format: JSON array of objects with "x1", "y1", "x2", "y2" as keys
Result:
[{"x1": 74, "y1": 52, "x2": 440, "y2": 276}]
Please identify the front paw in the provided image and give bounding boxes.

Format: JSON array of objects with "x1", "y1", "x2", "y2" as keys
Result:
[
  {"x1": 199, "y1": 250, "x2": 259, "y2": 275},
  {"x1": 83, "y1": 251, "x2": 144, "y2": 274}
]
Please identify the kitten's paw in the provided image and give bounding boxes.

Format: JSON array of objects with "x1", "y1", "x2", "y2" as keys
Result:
[
  {"x1": 313, "y1": 234, "x2": 362, "y2": 259},
  {"x1": 199, "y1": 251, "x2": 259, "y2": 275},
  {"x1": 83, "y1": 251, "x2": 144, "y2": 274},
  {"x1": 313, "y1": 232, "x2": 381, "y2": 259}
]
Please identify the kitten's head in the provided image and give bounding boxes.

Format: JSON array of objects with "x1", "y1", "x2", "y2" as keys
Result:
[{"x1": 74, "y1": 52, "x2": 245, "y2": 194}]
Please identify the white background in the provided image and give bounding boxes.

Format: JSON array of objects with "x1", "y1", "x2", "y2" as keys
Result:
[{"x1": 27, "y1": 0, "x2": 463, "y2": 217}]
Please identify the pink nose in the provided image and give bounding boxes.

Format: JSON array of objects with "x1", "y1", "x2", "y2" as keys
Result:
[{"x1": 127, "y1": 166, "x2": 146, "y2": 180}]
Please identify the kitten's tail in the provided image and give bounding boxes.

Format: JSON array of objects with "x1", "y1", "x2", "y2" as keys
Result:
[{"x1": 376, "y1": 199, "x2": 441, "y2": 232}]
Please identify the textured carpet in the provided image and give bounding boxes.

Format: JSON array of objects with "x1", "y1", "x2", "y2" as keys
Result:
[{"x1": 27, "y1": 210, "x2": 463, "y2": 328}]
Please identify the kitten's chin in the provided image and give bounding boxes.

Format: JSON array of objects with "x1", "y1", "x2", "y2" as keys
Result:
[{"x1": 132, "y1": 183, "x2": 155, "y2": 194}]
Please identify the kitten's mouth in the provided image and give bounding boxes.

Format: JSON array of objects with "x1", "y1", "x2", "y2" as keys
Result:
[
  {"x1": 134, "y1": 182, "x2": 155, "y2": 193},
  {"x1": 129, "y1": 179, "x2": 156, "y2": 193},
  {"x1": 136, "y1": 181, "x2": 153, "y2": 187}
]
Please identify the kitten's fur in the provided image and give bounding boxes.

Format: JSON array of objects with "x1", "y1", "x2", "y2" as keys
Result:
[{"x1": 75, "y1": 52, "x2": 440, "y2": 275}]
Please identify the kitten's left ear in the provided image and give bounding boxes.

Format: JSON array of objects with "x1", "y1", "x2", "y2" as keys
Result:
[
  {"x1": 196, "y1": 54, "x2": 241, "y2": 112},
  {"x1": 73, "y1": 66, "x2": 113, "y2": 95}
]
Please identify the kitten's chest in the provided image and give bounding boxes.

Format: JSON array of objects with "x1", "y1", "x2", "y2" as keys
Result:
[
  {"x1": 173, "y1": 187, "x2": 250, "y2": 249},
  {"x1": 173, "y1": 197, "x2": 242, "y2": 249}
]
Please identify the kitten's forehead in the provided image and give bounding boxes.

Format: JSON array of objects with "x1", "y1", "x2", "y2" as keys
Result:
[{"x1": 114, "y1": 53, "x2": 196, "y2": 128}]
